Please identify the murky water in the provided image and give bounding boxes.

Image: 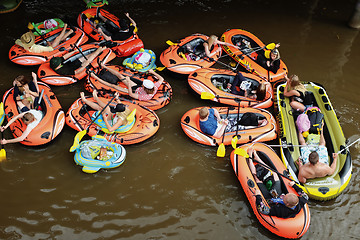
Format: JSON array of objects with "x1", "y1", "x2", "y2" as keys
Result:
[{"x1": 0, "y1": 0, "x2": 360, "y2": 239}]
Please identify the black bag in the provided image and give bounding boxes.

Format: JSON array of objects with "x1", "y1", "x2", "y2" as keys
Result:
[{"x1": 306, "y1": 107, "x2": 324, "y2": 134}]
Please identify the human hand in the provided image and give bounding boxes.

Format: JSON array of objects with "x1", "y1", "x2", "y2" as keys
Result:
[
  {"x1": 1, "y1": 139, "x2": 7, "y2": 145},
  {"x1": 0, "y1": 126, "x2": 5, "y2": 132},
  {"x1": 275, "y1": 43, "x2": 280, "y2": 48},
  {"x1": 332, "y1": 153, "x2": 338, "y2": 160},
  {"x1": 289, "y1": 181, "x2": 295, "y2": 187},
  {"x1": 125, "y1": 13, "x2": 130, "y2": 18},
  {"x1": 32, "y1": 72, "x2": 37, "y2": 81}
]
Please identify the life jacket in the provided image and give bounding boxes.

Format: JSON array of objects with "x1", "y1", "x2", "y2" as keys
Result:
[{"x1": 306, "y1": 106, "x2": 323, "y2": 134}]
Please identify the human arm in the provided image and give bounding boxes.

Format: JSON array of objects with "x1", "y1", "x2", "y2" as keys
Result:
[
  {"x1": 283, "y1": 75, "x2": 300, "y2": 98},
  {"x1": 203, "y1": 42, "x2": 220, "y2": 58},
  {"x1": 148, "y1": 69, "x2": 164, "y2": 85},
  {"x1": 327, "y1": 153, "x2": 338, "y2": 175},
  {"x1": 125, "y1": 13, "x2": 137, "y2": 28},
  {"x1": 1, "y1": 125, "x2": 33, "y2": 144}
]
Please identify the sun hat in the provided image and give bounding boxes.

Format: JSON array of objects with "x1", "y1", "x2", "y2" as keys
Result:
[
  {"x1": 110, "y1": 103, "x2": 126, "y2": 113},
  {"x1": 143, "y1": 80, "x2": 154, "y2": 89},
  {"x1": 44, "y1": 19, "x2": 58, "y2": 29},
  {"x1": 20, "y1": 32, "x2": 35, "y2": 48},
  {"x1": 50, "y1": 57, "x2": 63, "y2": 70}
]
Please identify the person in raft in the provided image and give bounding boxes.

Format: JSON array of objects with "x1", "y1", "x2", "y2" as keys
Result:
[
  {"x1": 283, "y1": 74, "x2": 313, "y2": 113},
  {"x1": 296, "y1": 128, "x2": 338, "y2": 184},
  {"x1": 15, "y1": 23, "x2": 74, "y2": 53},
  {"x1": 49, "y1": 45, "x2": 106, "y2": 76},
  {"x1": 0, "y1": 109, "x2": 43, "y2": 145},
  {"x1": 255, "y1": 181, "x2": 308, "y2": 218},
  {"x1": 227, "y1": 72, "x2": 268, "y2": 101},
  {"x1": 248, "y1": 147, "x2": 282, "y2": 199},
  {"x1": 95, "y1": 12, "x2": 137, "y2": 41},
  {"x1": 13, "y1": 72, "x2": 40, "y2": 111},
  {"x1": 256, "y1": 42, "x2": 281, "y2": 74},
  {"x1": 89, "y1": 62, "x2": 164, "y2": 101},
  {"x1": 203, "y1": 35, "x2": 238, "y2": 58},
  {"x1": 198, "y1": 107, "x2": 229, "y2": 138},
  {"x1": 80, "y1": 90, "x2": 131, "y2": 133}
]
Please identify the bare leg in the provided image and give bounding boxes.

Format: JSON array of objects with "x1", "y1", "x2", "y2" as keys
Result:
[
  {"x1": 290, "y1": 101, "x2": 305, "y2": 112},
  {"x1": 51, "y1": 24, "x2": 74, "y2": 48}
]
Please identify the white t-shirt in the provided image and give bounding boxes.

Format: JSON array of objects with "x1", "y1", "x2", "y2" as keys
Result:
[{"x1": 26, "y1": 109, "x2": 43, "y2": 131}]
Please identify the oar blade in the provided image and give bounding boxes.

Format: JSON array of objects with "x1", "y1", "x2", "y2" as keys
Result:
[
  {"x1": 27, "y1": 22, "x2": 34, "y2": 30},
  {"x1": 0, "y1": 149, "x2": 6, "y2": 161},
  {"x1": 166, "y1": 40, "x2": 176, "y2": 46},
  {"x1": 70, "y1": 130, "x2": 87, "y2": 152},
  {"x1": 234, "y1": 147, "x2": 249, "y2": 158},
  {"x1": 231, "y1": 136, "x2": 238, "y2": 149},
  {"x1": 200, "y1": 92, "x2": 216, "y2": 100},
  {"x1": 156, "y1": 66, "x2": 166, "y2": 71},
  {"x1": 217, "y1": 143, "x2": 226, "y2": 157}
]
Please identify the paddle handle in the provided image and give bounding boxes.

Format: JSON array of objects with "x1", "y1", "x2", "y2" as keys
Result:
[{"x1": 337, "y1": 137, "x2": 360, "y2": 154}]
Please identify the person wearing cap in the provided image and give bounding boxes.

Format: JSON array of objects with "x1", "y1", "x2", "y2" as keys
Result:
[
  {"x1": 256, "y1": 42, "x2": 281, "y2": 73},
  {"x1": 0, "y1": 109, "x2": 43, "y2": 145},
  {"x1": 15, "y1": 24, "x2": 74, "y2": 53},
  {"x1": 96, "y1": 12, "x2": 137, "y2": 41},
  {"x1": 49, "y1": 46, "x2": 105, "y2": 76},
  {"x1": 80, "y1": 90, "x2": 131, "y2": 133},
  {"x1": 255, "y1": 181, "x2": 308, "y2": 218},
  {"x1": 121, "y1": 69, "x2": 164, "y2": 101}
]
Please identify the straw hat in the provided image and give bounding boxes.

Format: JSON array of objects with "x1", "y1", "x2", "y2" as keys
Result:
[{"x1": 20, "y1": 32, "x2": 35, "y2": 48}]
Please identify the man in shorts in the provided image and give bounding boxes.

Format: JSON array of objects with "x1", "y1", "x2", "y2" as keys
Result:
[{"x1": 297, "y1": 129, "x2": 338, "y2": 184}]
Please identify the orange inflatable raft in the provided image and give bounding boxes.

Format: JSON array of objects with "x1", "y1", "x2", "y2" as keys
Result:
[
  {"x1": 188, "y1": 68, "x2": 273, "y2": 108},
  {"x1": 2, "y1": 82, "x2": 65, "y2": 146},
  {"x1": 220, "y1": 29, "x2": 288, "y2": 84},
  {"x1": 84, "y1": 65, "x2": 173, "y2": 111},
  {"x1": 77, "y1": 8, "x2": 144, "y2": 57},
  {"x1": 37, "y1": 43, "x2": 116, "y2": 86},
  {"x1": 180, "y1": 106, "x2": 276, "y2": 146},
  {"x1": 159, "y1": 34, "x2": 222, "y2": 74},
  {"x1": 230, "y1": 143, "x2": 310, "y2": 239},
  {"x1": 66, "y1": 96, "x2": 160, "y2": 145},
  {"x1": 9, "y1": 26, "x2": 88, "y2": 66}
]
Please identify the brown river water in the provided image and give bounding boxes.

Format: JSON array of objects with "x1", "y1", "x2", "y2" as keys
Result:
[{"x1": 0, "y1": 0, "x2": 360, "y2": 239}]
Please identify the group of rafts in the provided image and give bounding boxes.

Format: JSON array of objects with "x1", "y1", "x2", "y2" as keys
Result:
[
  {"x1": 6, "y1": 7, "x2": 171, "y2": 173},
  {"x1": 4, "y1": 4, "x2": 352, "y2": 239},
  {"x1": 161, "y1": 29, "x2": 352, "y2": 238}
]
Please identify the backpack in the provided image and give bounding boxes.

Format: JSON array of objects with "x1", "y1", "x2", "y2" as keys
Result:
[
  {"x1": 256, "y1": 165, "x2": 273, "y2": 190},
  {"x1": 306, "y1": 107, "x2": 323, "y2": 134}
]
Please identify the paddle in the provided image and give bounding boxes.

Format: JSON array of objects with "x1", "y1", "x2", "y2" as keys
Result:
[
  {"x1": 0, "y1": 102, "x2": 6, "y2": 161},
  {"x1": 231, "y1": 103, "x2": 241, "y2": 149},
  {"x1": 337, "y1": 136, "x2": 360, "y2": 154},
  {"x1": 234, "y1": 147, "x2": 302, "y2": 185},
  {"x1": 27, "y1": 22, "x2": 51, "y2": 46},
  {"x1": 201, "y1": 92, "x2": 242, "y2": 103},
  {"x1": 69, "y1": 93, "x2": 118, "y2": 152},
  {"x1": 217, "y1": 107, "x2": 230, "y2": 157}
]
